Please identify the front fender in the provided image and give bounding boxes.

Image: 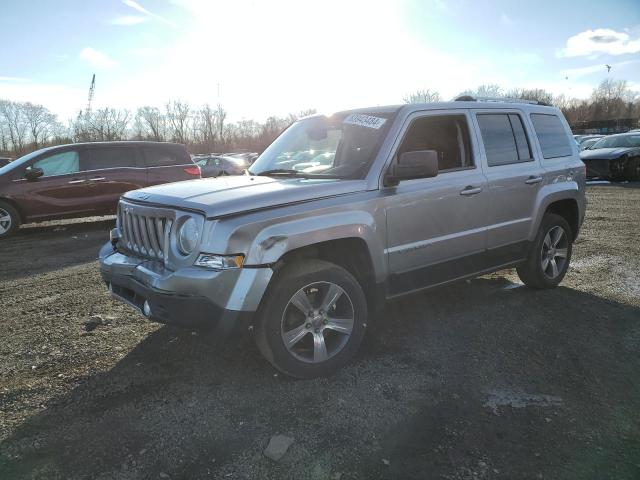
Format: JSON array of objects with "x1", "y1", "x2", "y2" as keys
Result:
[{"x1": 244, "y1": 210, "x2": 386, "y2": 282}]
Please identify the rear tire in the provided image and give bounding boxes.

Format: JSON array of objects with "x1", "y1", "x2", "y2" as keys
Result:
[
  {"x1": 254, "y1": 259, "x2": 368, "y2": 379},
  {"x1": 0, "y1": 201, "x2": 19, "y2": 239},
  {"x1": 516, "y1": 213, "x2": 573, "y2": 289},
  {"x1": 624, "y1": 157, "x2": 640, "y2": 181}
]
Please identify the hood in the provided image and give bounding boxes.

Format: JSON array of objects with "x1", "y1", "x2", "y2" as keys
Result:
[
  {"x1": 123, "y1": 175, "x2": 368, "y2": 218},
  {"x1": 580, "y1": 147, "x2": 634, "y2": 161}
]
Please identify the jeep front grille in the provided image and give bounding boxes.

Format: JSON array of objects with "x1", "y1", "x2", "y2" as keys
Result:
[{"x1": 117, "y1": 201, "x2": 174, "y2": 262}]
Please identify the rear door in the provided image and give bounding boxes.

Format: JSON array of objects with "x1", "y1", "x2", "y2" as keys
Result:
[
  {"x1": 142, "y1": 145, "x2": 199, "y2": 185},
  {"x1": 20, "y1": 147, "x2": 92, "y2": 220},
  {"x1": 85, "y1": 145, "x2": 146, "y2": 214},
  {"x1": 472, "y1": 110, "x2": 543, "y2": 256}
]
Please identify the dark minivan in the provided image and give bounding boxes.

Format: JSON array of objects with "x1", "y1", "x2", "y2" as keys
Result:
[{"x1": 0, "y1": 141, "x2": 200, "y2": 238}]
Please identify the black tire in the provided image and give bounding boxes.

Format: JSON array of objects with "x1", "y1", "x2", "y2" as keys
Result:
[
  {"x1": 516, "y1": 213, "x2": 573, "y2": 289},
  {"x1": 624, "y1": 157, "x2": 640, "y2": 181},
  {"x1": 0, "y1": 200, "x2": 20, "y2": 239},
  {"x1": 254, "y1": 259, "x2": 368, "y2": 379}
]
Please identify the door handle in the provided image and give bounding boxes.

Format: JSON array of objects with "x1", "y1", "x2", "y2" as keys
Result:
[
  {"x1": 460, "y1": 186, "x2": 482, "y2": 196},
  {"x1": 525, "y1": 175, "x2": 543, "y2": 185},
  {"x1": 67, "y1": 179, "x2": 86, "y2": 184},
  {"x1": 89, "y1": 177, "x2": 106, "y2": 181}
]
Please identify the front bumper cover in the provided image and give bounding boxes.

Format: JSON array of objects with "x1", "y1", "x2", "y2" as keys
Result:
[{"x1": 99, "y1": 242, "x2": 272, "y2": 334}]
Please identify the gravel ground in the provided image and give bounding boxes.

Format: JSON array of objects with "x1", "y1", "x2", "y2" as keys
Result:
[{"x1": 0, "y1": 185, "x2": 639, "y2": 480}]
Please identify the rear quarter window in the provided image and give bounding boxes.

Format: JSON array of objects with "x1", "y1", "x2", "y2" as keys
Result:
[
  {"x1": 142, "y1": 147, "x2": 190, "y2": 167},
  {"x1": 530, "y1": 113, "x2": 572, "y2": 159}
]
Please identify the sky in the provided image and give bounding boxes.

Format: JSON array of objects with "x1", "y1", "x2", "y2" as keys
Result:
[{"x1": 1, "y1": 0, "x2": 639, "y2": 123}]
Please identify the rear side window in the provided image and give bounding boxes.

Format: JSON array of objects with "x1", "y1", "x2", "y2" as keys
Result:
[
  {"x1": 477, "y1": 113, "x2": 532, "y2": 166},
  {"x1": 143, "y1": 147, "x2": 188, "y2": 167},
  {"x1": 530, "y1": 113, "x2": 572, "y2": 159},
  {"x1": 85, "y1": 147, "x2": 138, "y2": 170}
]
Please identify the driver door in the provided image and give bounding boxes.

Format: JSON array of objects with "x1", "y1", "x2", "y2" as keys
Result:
[
  {"x1": 20, "y1": 147, "x2": 93, "y2": 221},
  {"x1": 384, "y1": 111, "x2": 489, "y2": 295}
]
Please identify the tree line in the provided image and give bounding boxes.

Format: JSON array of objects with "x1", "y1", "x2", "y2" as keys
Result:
[
  {"x1": 1, "y1": 78, "x2": 638, "y2": 159},
  {"x1": 404, "y1": 79, "x2": 640, "y2": 127}
]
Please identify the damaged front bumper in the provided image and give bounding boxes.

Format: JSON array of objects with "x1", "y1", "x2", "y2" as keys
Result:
[{"x1": 98, "y1": 242, "x2": 272, "y2": 335}]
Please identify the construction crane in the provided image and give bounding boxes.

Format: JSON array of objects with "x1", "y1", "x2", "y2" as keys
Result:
[{"x1": 86, "y1": 74, "x2": 95, "y2": 114}]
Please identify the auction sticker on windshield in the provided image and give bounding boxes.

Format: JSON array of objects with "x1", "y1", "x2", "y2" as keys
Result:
[{"x1": 343, "y1": 113, "x2": 387, "y2": 129}]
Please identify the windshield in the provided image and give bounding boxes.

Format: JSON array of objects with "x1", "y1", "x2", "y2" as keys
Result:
[
  {"x1": 249, "y1": 111, "x2": 396, "y2": 179},
  {"x1": 591, "y1": 135, "x2": 640, "y2": 149}
]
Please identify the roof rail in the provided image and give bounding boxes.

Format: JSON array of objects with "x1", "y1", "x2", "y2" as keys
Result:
[{"x1": 453, "y1": 95, "x2": 551, "y2": 106}]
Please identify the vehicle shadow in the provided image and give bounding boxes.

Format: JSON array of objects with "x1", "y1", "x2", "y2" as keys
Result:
[
  {"x1": 0, "y1": 217, "x2": 114, "y2": 282},
  {"x1": 1, "y1": 277, "x2": 639, "y2": 479}
]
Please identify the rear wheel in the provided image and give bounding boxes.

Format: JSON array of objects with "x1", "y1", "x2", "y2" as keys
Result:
[
  {"x1": 254, "y1": 259, "x2": 367, "y2": 378},
  {"x1": 624, "y1": 157, "x2": 640, "y2": 181},
  {"x1": 0, "y1": 201, "x2": 19, "y2": 239},
  {"x1": 517, "y1": 213, "x2": 573, "y2": 289}
]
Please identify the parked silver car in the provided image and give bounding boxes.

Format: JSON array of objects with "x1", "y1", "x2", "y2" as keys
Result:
[{"x1": 100, "y1": 99, "x2": 586, "y2": 378}]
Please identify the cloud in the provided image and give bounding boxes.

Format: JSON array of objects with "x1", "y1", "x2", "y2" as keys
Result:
[
  {"x1": 122, "y1": 0, "x2": 176, "y2": 27},
  {"x1": 79, "y1": 47, "x2": 117, "y2": 69},
  {"x1": 112, "y1": 15, "x2": 147, "y2": 26},
  {"x1": 0, "y1": 76, "x2": 32, "y2": 83},
  {"x1": 559, "y1": 28, "x2": 640, "y2": 57},
  {"x1": 500, "y1": 12, "x2": 514, "y2": 26}
]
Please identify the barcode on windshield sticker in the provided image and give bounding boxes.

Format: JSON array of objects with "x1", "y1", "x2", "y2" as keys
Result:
[{"x1": 343, "y1": 114, "x2": 387, "y2": 129}]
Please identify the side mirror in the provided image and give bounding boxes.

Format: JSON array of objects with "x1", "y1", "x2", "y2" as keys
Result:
[
  {"x1": 25, "y1": 166, "x2": 44, "y2": 181},
  {"x1": 386, "y1": 150, "x2": 438, "y2": 186}
]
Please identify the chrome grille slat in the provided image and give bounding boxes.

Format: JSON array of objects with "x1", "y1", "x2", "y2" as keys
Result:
[
  {"x1": 117, "y1": 200, "x2": 175, "y2": 263},
  {"x1": 138, "y1": 215, "x2": 153, "y2": 255},
  {"x1": 155, "y1": 218, "x2": 165, "y2": 253},
  {"x1": 146, "y1": 217, "x2": 161, "y2": 256}
]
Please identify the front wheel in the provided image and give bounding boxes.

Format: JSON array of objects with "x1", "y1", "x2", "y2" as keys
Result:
[
  {"x1": 0, "y1": 201, "x2": 19, "y2": 239},
  {"x1": 516, "y1": 213, "x2": 573, "y2": 289},
  {"x1": 254, "y1": 259, "x2": 368, "y2": 378}
]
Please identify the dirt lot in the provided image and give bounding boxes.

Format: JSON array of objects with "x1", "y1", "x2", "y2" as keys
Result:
[{"x1": 1, "y1": 185, "x2": 639, "y2": 480}]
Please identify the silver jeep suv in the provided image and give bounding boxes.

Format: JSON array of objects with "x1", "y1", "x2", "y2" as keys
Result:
[{"x1": 100, "y1": 99, "x2": 586, "y2": 378}]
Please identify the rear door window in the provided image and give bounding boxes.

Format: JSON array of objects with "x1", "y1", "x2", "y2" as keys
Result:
[
  {"x1": 476, "y1": 113, "x2": 532, "y2": 166},
  {"x1": 33, "y1": 150, "x2": 80, "y2": 177},
  {"x1": 530, "y1": 113, "x2": 572, "y2": 159},
  {"x1": 85, "y1": 147, "x2": 139, "y2": 171}
]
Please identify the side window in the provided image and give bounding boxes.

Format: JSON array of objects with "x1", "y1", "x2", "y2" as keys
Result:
[
  {"x1": 85, "y1": 147, "x2": 137, "y2": 170},
  {"x1": 399, "y1": 115, "x2": 473, "y2": 172},
  {"x1": 477, "y1": 113, "x2": 532, "y2": 166},
  {"x1": 33, "y1": 151, "x2": 80, "y2": 177},
  {"x1": 143, "y1": 148, "x2": 181, "y2": 167},
  {"x1": 530, "y1": 113, "x2": 572, "y2": 159}
]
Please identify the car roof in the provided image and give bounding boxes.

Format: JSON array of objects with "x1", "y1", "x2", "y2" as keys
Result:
[{"x1": 305, "y1": 100, "x2": 561, "y2": 121}]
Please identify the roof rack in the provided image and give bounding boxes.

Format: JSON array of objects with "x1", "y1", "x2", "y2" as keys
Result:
[{"x1": 453, "y1": 95, "x2": 551, "y2": 106}]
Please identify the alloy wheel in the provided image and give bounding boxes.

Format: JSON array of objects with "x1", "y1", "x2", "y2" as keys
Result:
[
  {"x1": 540, "y1": 225, "x2": 568, "y2": 279},
  {"x1": 280, "y1": 281, "x2": 354, "y2": 363},
  {"x1": 0, "y1": 207, "x2": 12, "y2": 235}
]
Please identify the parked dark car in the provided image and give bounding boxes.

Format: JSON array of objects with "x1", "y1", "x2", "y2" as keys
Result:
[
  {"x1": 579, "y1": 133, "x2": 640, "y2": 180},
  {"x1": 0, "y1": 141, "x2": 200, "y2": 238},
  {"x1": 0, "y1": 157, "x2": 11, "y2": 167},
  {"x1": 193, "y1": 154, "x2": 248, "y2": 177}
]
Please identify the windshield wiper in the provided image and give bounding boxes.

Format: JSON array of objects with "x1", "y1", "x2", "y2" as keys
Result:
[{"x1": 254, "y1": 169, "x2": 303, "y2": 177}]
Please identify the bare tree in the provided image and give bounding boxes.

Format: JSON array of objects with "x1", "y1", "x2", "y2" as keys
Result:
[
  {"x1": 0, "y1": 100, "x2": 29, "y2": 156},
  {"x1": 23, "y1": 102, "x2": 59, "y2": 149},
  {"x1": 166, "y1": 101, "x2": 190, "y2": 144},
  {"x1": 135, "y1": 106, "x2": 166, "y2": 141},
  {"x1": 403, "y1": 88, "x2": 442, "y2": 103}
]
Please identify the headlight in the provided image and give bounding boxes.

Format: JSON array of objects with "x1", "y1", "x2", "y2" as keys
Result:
[
  {"x1": 177, "y1": 217, "x2": 199, "y2": 255},
  {"x1": 194, "y1": 253, "x2": 244, "y2": 269}
]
